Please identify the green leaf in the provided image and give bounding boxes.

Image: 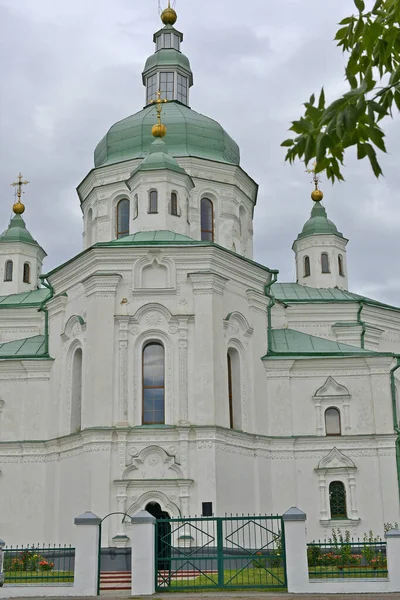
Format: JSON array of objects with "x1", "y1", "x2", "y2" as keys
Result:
[
  {"x1": 344, "y1": 104, "x2": 358, "y2": 131},
  {"x1": 354, "y1": 0, "x2": 365, "y2": 12},
  {"x1": 339, "y1": 16, "x2": 354, "y2": 25},
  {"x1": 357, "y1": 142, "x2": 367, "y2": 159},
  {"x1": 290, "y1": 118, "x2": 312, "y2": 134},
  {"x1": 281, "y1": 139, "x2": 295, "y2": 147},
  {"x1": 336, "y1": 111, "x2": 345, "y2": 138},
  {"x1": 368, "y1": 126, "x2": 387, "y2": 152},
  {"x1": 309, "y1": 93, "x2": 315, "y2": 106},
  {"x1": 372, "y1": 0, "x2": 383, "y2": 10},
  {"x1": 318, "y1": 87, "x2": 325, "y2": 110},
  {"x1": 304, "y1": 135, "x2": 316, "y2": 165},
  {"x1": 394, "y1": 90, "x2": 400, "y2": 112},
  {"x1": 335, "y1": 26, "x2": 350, "y2": 41},
  {"x1": 364, "y1": 143, "x2": 383, "y2": 177}
]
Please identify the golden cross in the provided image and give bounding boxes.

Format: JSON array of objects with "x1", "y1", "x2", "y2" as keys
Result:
[
  {"x1": 11, "y1": 173, "x2": 29, "y2": 201},
  {"x1": 149, "y1": 90, "x2": 168, "y2": 125},
  {"x1": 305, "y1": 161, "x2": 321, "y2": 190}
]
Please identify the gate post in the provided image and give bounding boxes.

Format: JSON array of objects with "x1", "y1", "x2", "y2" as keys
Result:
[
  {"x1": 74, "y1": 511, "x2": 101, "y2": 596},
  {"x1": 282, "y1": 507, "x2": 308, "y2": 593},
  {"x1": 131, "y1": 510, "x2": 156, "y2": 596},
  {"x1": 0, "y1": 539, "x2": 5, "y2": 587}
]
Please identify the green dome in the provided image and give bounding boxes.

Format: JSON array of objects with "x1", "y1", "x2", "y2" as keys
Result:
[
  {"x1": 94, "y1": 101, "x2": 240, "y2": 168},
  {"x1": 131, "y1": 138, "x2": 190, "y2": 177},
  {"x1": 297, "y1": 202, "x2": 343, "y2": 241},
  {"x1": 0, "y1": 214, "x2": 42, "y2": 248},
  {"x1": 143, "y1": 49, "x2": 193, "y2": 86}
]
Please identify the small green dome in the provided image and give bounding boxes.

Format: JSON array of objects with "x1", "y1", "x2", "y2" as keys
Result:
[
  {"x1": 142, "y1": 49, "x2": 193, "y2": 86},
  {"x1": 297, "y1": 202, "x2": 343, "y2": 241},
  {"x1": 0, "y1": 214, "x2": 42, "y2": 248},
  {"x1": 94, "y1": 101, "x2": 240, "y2": 168},
  {"x1": 131, "y1": 138, "x2": 190, "y2": 177}
]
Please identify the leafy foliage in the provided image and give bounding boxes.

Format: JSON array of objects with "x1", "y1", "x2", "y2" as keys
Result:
[{"x1": 282, "y1": 0, "x2": 400, "y2": 182}]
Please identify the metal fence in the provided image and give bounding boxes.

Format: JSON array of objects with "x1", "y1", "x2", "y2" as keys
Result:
[
  {"x1": 2, "y1": 545, "x2": 75, "y2": 584},
  {"x1": 155, "y1": 515, "x2": 286, "y2": 590},
  {"x1": 307, "y1": 540, "x2": 388, "y2": 579}
]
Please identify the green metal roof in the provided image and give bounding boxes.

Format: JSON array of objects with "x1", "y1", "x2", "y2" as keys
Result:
[
  {"x1": 130, "y1": 138, "x2": 189, "y2": 177},
  {"x1": 143, "y1": 49, "x2": 193, "y2": 85},
  {"x1": 272, "y1": 282, "x2": 400, "y2": 312},
  {"x1": 108, "y1": 230, "x2": 202, "y2": 245},
  {"x1": 0, "y1": 215, "x2": 44, "y2": 251},
  {"x1": 266, "y1": 328, "x2": 379, "y2": 357},
  {"x1": 0, "y1": 335, "x2": 46, "y2": 358},
  {"x1": 0, "y1": 288, "x2": 50, "y2": 307},
  {"x1": 296, "y1": 202, "x2": 343, "y2": 241},
  {"x1": 94, "y1": 101, "x2": 240, "y2": 168}
]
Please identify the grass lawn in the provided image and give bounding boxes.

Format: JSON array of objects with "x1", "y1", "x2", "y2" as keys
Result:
[
  {"x1": 308, "y1": 566, "x2": 388, "y2": 579},
  {"x1": 4, "y1": 570, "x2": 74, "y2": 584},
  {"x1": 159, "y1": 567, "x2": 286, "y2": 590}
]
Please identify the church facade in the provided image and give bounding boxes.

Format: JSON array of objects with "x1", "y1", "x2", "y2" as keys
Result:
[{"x1": 1, "y1": 5, "x2": 400, "y2": 547}]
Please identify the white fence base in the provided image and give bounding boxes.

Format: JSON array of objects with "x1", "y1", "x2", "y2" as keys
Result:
[{"x1": 283, "y1": 507, "x2": 400, "y2": 594}]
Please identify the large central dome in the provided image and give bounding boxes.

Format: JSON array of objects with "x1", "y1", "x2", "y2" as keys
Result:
[
  {"x1": 94, "y1": 11, "x2": 240, "y2": 169},
  {"x1": 94, "y1": 101, "x2": 240, "y2": 168}
]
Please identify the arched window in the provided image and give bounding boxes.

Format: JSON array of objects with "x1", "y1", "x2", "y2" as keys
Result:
[
  {"x1": 116, "y1": 199, "x2": 130, "y2": 239},
  {"x1": 71, "y1": 348, "x2": 83, "y2": 433},
  {"x1": 149, "y1": 190, "x2": 158, "y2": 214},
  {"x1": 338, "y1": 254, "x2": 345, "y2": 277},
  {"x1": 325, "y1": 407, "x2": 341, "y2": 436},
  {"x1": 201, "y1": 198, "x2": 214, "y2": 241},
  {"x1": 23, "y1": 263, "x2": 31, "y2": 284},
  {"x1": 170, "y1": 192, "x2": 178, "y2": 216},
  {"x1": 239, "y1": 206, "x2": 246, "y2": 237},
  {"x1": 321, "y1": 253, "x2": 330, "y2": 273},
  {"x1": 304, "y1": 256, "x2": 311, "y2": 277},
  {"x1": 143, "y1": 342, "x2": 165, "y2": 425},
  {"x1": 134, "y1": 194, "x2": 139, "y2": 219},
  {"x1": 4, "y1": 260, "x2": 13, "y2": 282},
  {"x1": 329, "y1": 481, "x2": 347, "y2": 519},
  {"x1": 87, "y1": 208, "x2": 93, "y2": 246},
  {"x1": 227, "y1": 349, "x2": 242, "y2": 430}
]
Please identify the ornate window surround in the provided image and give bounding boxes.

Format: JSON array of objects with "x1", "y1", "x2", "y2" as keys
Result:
[
  {"x1": 315, "y1": 447, "x2": 359, "y2": 526},
  {"x1": 313, "y1": 376, "x2": 351, "y2": 436}
]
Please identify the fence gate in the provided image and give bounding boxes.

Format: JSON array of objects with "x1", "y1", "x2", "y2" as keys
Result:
[{"x1": 155, "y1": 515, "x2": 286, "y2": 591}]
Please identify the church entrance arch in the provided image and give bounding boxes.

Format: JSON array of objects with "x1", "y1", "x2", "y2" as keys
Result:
[{"x1": 145, "y1": 502, "x2": 171, "y2": 572}]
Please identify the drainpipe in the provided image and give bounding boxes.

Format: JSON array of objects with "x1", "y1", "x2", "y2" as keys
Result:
[
  {"x1": 357, "y1": 300, "x2": 366, "y2": 349},
  {"x1": 390, "y1": 357, "x2": 400, "y2": 504},
  {"x1": 39, "y1": 275, "x2": 54, "y2": 358},
  {"x1": 264, "y1": 271, "x2": 278, "y2": 352}
]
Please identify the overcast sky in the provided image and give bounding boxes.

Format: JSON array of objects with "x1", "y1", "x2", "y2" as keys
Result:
[{"x1": 0, "y1": 0, "x2": 399, "y2": 305}]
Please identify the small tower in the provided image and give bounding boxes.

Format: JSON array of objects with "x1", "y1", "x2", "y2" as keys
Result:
[
  {"x1": 292, "y1": 170, "x2": 348, "y2": 290},
  {"x1": 0, "y1": 174, "x2": 46, "y2": 295}
]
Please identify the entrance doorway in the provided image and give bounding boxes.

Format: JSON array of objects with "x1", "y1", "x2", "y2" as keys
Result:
[{"x1": 145, "y1": 502, "x2": 171, "y2": 571}]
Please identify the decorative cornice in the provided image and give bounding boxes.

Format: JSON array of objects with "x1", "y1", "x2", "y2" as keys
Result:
[
  {"x1": 82, "y1": 272, "x2": 122, "y2": 298},
  {"x1": 188, "y1": 272, "x2": 228, "y2": 296}
]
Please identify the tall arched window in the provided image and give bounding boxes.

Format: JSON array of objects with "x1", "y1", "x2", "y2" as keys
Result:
[
  {"x1": 321, "y1": 252, "x2": 330, "y2": 273},
  {"x1": 201, "y1": 198, "x2": 214, "y2": 241},
  {"x1": 329, "y1": 481, "x2": 347, "y2": 519},
  {"x1": 71, "y1": 348, "x2": 83, "y2": 433},
  {"x1": 116, "y1": 199, "x2": 130, "y2": 239},
  {"x1": 143, "y1": 342, "x2": 165, "y2": 425},
  {"x1": 23, "y1": 263, "x2": 31, "y2": 284},
  {"x1": 227, "y1": 349, "x2": 242, "y2": 430},
  {"x1": 4, "y1": 260, "x2": 13, "y2": 282},
  {"x1": 325, "y1": 407, "x2": 341, "y2": 436},
  {"x1": 338, "y1": 254, "x2": 345, "y2": 277},
  {"x1": 149, "y1": 190, "x2": 158, "y2": 214},
  {"x1": 239, "y1": 206, "x2": 246, "y2": 237},
  {"x1": 304, "y1": 256, "x2": 311, "y2": 277},
  {"x1": 170, "y1": 192, "x2": 178, "y2": 216},
  {"x1": 87, "y1": 208, "x2": 93, "y2": 246}
]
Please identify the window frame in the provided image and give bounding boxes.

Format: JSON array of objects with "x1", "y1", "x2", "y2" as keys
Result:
[
  {"x1": 149, "y1": 190, "x2": 158, "y2": 214},
  {"x1": 170, "y1": 192, "x2": 178, "y2": 216},
  {"x1": 142, "y1": 342, "x2": 165, "y2": 425},
  {"x1": 329, "y1": 481, "x2": 348, "y2": 519},
  {"x1": 321, "y1": 252, "x2": 330, "y2": 273},
  {"x1": 304, "y1": 255, "x2": 311, "y2": 277},
  {"x1": 201, "y1": 198, "x2": 214, "y2": 242},
  {"x1": 338, "y1": 254, "x2": 345, "y2": 277},
  {"x1": 23, "y1": 262, "x2": 31, "y2": 284},
  {"x1": 227, "y1": 353, "x2": 234, "y2": 429},
  {"x1": 116, "y1": 198, "x2": 130, "y2": 239},
  {"x1": 4, "y1": 260, "x2": 13, "y2": 282},
  {"x1": 325, "y1": 407, "x2": 342, "y2": 436}
]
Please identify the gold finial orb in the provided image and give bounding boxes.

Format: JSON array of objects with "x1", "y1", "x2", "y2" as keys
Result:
[
  {"x1": 311, "y1": 189, "x2": 324, "y2": 202},
  {"x1": 152, "y1": 123, "x2": 167, "y2": 138},
  {"x1": 13, "y1": 201, "x2": 25, "y2": 215},
  {"x1": 161, "y1": 7, "x2": 177, "y2": 25}
]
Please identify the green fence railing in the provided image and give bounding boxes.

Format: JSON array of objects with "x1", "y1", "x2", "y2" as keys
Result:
[
  {"x1": 155, "y1": 514, "x2": 286, "y2": 591},
  {"x1": 307, "y1": 540, "x2": 388, "y2": 579},
  {"x1": 3, "y1": 545, "x2": 75, "y2": 584}
]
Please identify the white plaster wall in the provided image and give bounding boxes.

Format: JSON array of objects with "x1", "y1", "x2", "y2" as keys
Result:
[
  {"x1": 294, "y1": 235, "x2": 348, "y2": 290},
  {"x1": 0, "y1": 242, "x2": 45, "y2": 296}
]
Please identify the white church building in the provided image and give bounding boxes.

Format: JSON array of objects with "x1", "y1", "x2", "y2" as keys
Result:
[{"x1": 1, "y1": 5, "x2": 400, "y2": 546}]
